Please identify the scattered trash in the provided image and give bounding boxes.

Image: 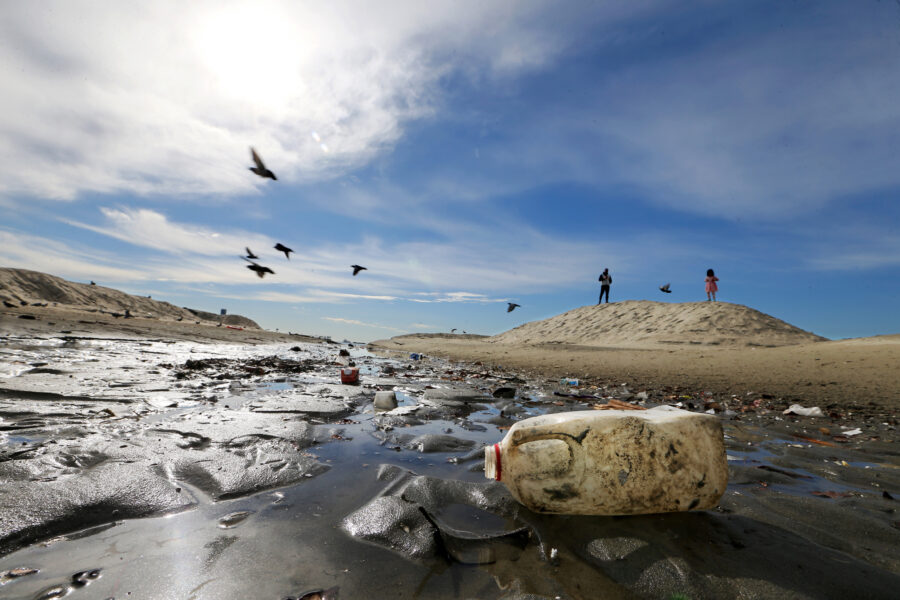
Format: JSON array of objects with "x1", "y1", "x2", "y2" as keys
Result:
[
  {"x1": 841, "y1": 428, "x2": 862, "y2": 437},
  {"x1": 295, "y1": 586, "x2": 340, "y2": 600},
  {"x1": 593, "y1": 399, "x2": 646, "y2": 411},
  {"x1": 559, "y1": 378, "x2": 579, "y2": 386},
  {"x1": 339, "y1": 349, "x2": 351, "y2": 357},
  {"x1": 409, "y1": 353, "x2": 421, "y2": 361},
  {"x1": 635, "y1": 391, "x2": 649, "y2": 401},
  {"x1": 783, "y1": 404, "x2": 824, "y2": 417},
  {"x1": 374, "y1": 391, "x2": 398, "y2": 410},
  {"x1": 385, "y1": 405, "x2": 420, "y2": 416},
  {"x1": 1, "y1": 567, "x2": 39, "y2": 583},
  {"x1": 793, "y1": 434, "x2": 836, "y2": 447},
  {"x1": 485, "y1": 408, "x2": 727, "y2": 515},
  {"x1": 218, "y1": 511, "x2": 253, "y2": 528},
  {"x1": 340, "y1": 367, "x2": 360, "y2": 385}
]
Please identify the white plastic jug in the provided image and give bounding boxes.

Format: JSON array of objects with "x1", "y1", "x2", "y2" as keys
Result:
[{"x1": 484, "y1": 407, "x2": 728, "y2": 515}]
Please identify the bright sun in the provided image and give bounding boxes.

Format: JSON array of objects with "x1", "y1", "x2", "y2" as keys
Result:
[{"x1": 194, "y1": 5, "x2": 303, "y2": 105}]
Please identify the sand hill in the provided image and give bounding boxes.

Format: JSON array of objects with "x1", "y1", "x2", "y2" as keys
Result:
[
  {"x1": 489, "y1": 300, "x2": 826, "y2": 347},
  {"x1": 0, "y1": 267, "x2": 259, "y2": 328}
]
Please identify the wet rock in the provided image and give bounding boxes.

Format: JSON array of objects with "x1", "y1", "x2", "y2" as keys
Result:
[
  {"x1": 248, "y1": 392, "x2": 353, "y2": 417},
  {"x1": 0, "y1": 463, "x2": 191, "y2": 556},
  {"x1": 405, "y1": 434, "x2": 477, "y2": 453},
  {"x1": 493, "y1": 387, "x2": 517, "y2": 399},
  {"x1": 342, "y1": 465, "x2": 525, "y2": 564}
]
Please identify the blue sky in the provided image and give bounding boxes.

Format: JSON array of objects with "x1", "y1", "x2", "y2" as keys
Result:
[{"x1": 2, "y1": 0, "x2": 899, "y2": 341}]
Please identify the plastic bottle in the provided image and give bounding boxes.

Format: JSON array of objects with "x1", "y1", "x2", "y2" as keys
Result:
[{"x1": 484, "y1": 407, "x2": 727, "y2": 515}]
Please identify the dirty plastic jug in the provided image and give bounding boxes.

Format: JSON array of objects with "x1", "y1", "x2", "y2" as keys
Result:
[{"x1": 484, "y1": 407, "x2": 727, "y2": 515}]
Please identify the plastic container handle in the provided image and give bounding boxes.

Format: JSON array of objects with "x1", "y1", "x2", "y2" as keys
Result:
[{"x1": 509, "y1": 429, "x2": 587, "y2": 487}]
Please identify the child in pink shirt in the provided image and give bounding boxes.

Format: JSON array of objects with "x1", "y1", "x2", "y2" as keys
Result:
[{"x1": 705, "y1": 269, "x2": 719, "y2": 301}]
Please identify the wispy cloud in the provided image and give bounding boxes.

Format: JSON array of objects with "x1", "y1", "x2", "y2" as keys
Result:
[
  {"x1": 1, "y1": 0, "x2": 651, "y2": 203},
  {"x1": 323, "y1": 316, "x2": 405, "y2": 332}
]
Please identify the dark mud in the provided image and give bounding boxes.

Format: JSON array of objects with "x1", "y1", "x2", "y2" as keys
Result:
[{"x1": 0, "y1": 333, "x2": 897, "y2": 599}]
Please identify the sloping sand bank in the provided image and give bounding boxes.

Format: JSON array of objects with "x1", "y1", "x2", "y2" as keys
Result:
[
  {"x1": 0, "y1": 267, "x2": 259, "y2": 329},
  {"x1": 491, "y1": 301, "x2": 826, "y2": 348}
]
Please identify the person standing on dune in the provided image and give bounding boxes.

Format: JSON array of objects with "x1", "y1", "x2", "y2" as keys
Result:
[
  {"x1": 705, "y1": 268, "x2": 719, "y2": 301},
  {"x1": 598, "y1": 268, "x2": 612, "y2": 304}
]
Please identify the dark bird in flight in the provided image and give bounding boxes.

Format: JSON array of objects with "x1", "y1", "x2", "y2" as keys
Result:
[
  {"x1": 659, "y1": 283, "x2": 672, "y2": 294},
  {"x1": 351, "y1": 265, "x2": 367, "y2": 276},
  {"x1": 451, "y1": 328, "x2": 457, "y2": 333},
  {"x1": 274, "y1": 243, "x2": 293, "y2": 259},
  {"x1": 244, "y1": 258, "x2": 275, "y2": 278},
  {"x1": 245, "y1": 247, "x2": 259, "y2": 260},
  {"x1": 249, "y1": 147, "x2": 277, "y2": 180},
  {"x1": 507, "y1": 303, "x2": 521, "y2": 313}
]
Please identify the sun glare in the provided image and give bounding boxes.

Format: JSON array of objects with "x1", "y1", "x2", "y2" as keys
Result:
[{"x1": 195, "y1": 5, "x2": 303, "y2": 106}]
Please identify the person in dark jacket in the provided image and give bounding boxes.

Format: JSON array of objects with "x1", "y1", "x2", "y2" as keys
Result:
[{"x1": 598, "y1": 268, "x2": 612, "y2": 304}]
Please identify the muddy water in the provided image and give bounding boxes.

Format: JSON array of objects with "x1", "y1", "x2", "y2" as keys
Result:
[{"x1": 0, "y1": 335, "x2": 898, "y2": 599}]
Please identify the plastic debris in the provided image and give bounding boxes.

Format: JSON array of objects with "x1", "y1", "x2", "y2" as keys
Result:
[
  {"x1": 340, "y1": 367, "x2": 360, "y2": 384},
  {"x1": 841, "y1": 428, "x2": 862, "y2": 437},
  {"x1": 559, "y1": 378, "x2": 578, "y2": 386},
  {"x1": 783, "y1": 404, "x2": 824, "y2": 417}
]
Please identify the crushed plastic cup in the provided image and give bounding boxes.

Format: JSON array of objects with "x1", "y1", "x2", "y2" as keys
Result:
[{"x1": 559, "y1": 378, "x2": 579, "y2": 386}]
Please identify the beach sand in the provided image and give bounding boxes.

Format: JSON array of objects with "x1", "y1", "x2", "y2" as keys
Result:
[{"x1": 371, "y1": 302, "x2": 900, "y2": 418}]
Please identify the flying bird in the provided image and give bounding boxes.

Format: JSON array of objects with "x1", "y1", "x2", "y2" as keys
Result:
[
  {"x1": 244, "y1": 258, "x2": 275, "y2": 278},
  {"x1": 274, "y1": 243, "x2": 293, "y2": 259},
  {"x1": 351, "y1": 265, "x2": 367, "y2": 276},
  {"x1": 245, "y1": 247, "x2": 259, "y2": 260},
  {"x1": 451, "y1": 328, "x2": 457, "y2": 333},
  {"x1": 249, "y1": 147, "x2": 277, "y2": 180},
  {"x1": 659, "y1": 283, "x2": 672, "y2": 294},
  {"x1": 507, "y1": 303, "x2": 521, "y2": 313}
]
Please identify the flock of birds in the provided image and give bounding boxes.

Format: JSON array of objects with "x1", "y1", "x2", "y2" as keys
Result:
[
  {"x1": 242, "y1": 148, "x2": 368, "y2": 281},
  {"x1": 244, "y1": 147, "x2": 520, "y2": 316},
  {"x1": 246, "y1": 147, "x2": 675, "y2": 317}
]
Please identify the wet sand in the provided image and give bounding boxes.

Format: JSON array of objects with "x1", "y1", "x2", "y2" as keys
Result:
[{"x1": 0, "y1": 313, "x2": 898, "y2": 598}]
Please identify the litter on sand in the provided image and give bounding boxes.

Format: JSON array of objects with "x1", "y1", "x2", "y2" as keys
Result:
[{"x1": 783, "y1": 404, "x2": 824, "y2": 417}]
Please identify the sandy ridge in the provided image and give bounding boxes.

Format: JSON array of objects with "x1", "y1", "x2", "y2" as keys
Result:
[
  {"x1": 1, "y1": 267, "x2": 258, "y2": 328},
  {"x1": 490, "y1": 300, "x2": 826, "y2": 348}
]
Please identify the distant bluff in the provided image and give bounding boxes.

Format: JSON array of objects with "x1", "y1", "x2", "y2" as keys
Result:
[
  {"x1": 489, "y1": 300, "x2": 826, "y2": 348},
  {"x1": 0, "y1": 267, "x2": 259, "y2": 329}
]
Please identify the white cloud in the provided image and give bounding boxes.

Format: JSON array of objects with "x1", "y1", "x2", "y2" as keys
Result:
[
  {"x1": 0, "y1": 229, "x2": 141, "y2": 281},
  {"x1": 323, "y1": 316, "x2": 404, "y2": 332},
  {"x1": 65, "y1": 207, "x2": 273, "y2": 256},
  {"x1": 1, "y1": 0, "x2": 647, "y2": 202}
]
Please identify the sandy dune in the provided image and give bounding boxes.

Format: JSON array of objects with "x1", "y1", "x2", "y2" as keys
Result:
[
  {"x1": 490, "y1": 300, "x2": 826, "y2": 348},
  {"x1": 1, "y1": 267, "x2": 258, "y2": 328}
]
